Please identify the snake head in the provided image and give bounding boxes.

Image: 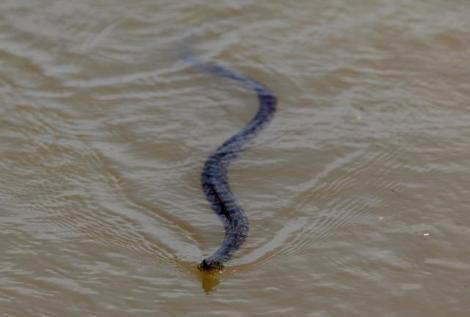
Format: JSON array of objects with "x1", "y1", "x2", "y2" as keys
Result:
[{"x1": 198, "y1": 259, "x2": 224, "y2": 272}]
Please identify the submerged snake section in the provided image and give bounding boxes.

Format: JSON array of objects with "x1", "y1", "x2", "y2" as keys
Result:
[{"x1": 183, "y1": 50, "x2": 277, "y2": 271}]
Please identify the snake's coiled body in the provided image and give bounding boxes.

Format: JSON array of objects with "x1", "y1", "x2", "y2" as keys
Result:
[{"x1": 183, "y1": 50, "x2": 276, "y2": 270}]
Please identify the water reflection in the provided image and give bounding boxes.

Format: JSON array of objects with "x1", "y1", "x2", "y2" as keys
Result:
[{"x1": 198, "y1": 269, "x2": 223, "y2": 294}]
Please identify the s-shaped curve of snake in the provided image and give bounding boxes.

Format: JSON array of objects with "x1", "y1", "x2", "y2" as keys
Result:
[{"x1": 182, "y1": 48, "x2": 277, "y2": 271}]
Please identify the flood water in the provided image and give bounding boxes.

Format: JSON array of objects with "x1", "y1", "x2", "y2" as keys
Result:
[{"x1": 1, "y1": 0, "x2": 470, "y2": 316}]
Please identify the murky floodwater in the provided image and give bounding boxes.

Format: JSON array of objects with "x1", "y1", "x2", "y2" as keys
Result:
[{"x1": 1, "y1": 0, "x2": 470, "y2": 316}]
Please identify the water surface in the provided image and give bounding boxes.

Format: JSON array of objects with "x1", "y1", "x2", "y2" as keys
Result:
[{"x1": 1, "y1": 0, "x2": 470, "y2": 316}]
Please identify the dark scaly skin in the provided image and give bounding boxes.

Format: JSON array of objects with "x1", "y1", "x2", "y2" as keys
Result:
[{"x1": 182, "y1": 49, "x2": 277, "y2": 271}]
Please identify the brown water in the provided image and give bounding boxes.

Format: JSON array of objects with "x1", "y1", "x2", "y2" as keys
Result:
[{"x1": 1, "y1": 0, "x2": 470, "y2": 316}]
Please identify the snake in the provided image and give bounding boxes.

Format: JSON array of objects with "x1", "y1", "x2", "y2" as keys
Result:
[{"x1": 182, "y1": 48, "x2": 277, "y2": 271}]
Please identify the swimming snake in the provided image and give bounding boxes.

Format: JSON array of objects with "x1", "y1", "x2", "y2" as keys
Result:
[{"x1": 182, "y1": 49, "x2": 277, "y2": 271}]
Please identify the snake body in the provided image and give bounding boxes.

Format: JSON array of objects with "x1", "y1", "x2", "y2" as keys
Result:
[{"x1": 183, "y1": 50, "x2": 277, "y2": 271}]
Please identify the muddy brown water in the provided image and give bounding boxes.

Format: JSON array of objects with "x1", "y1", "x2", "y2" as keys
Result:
[{"x1": 1, "y1": 0, "x2": 470, "y2": 316}]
